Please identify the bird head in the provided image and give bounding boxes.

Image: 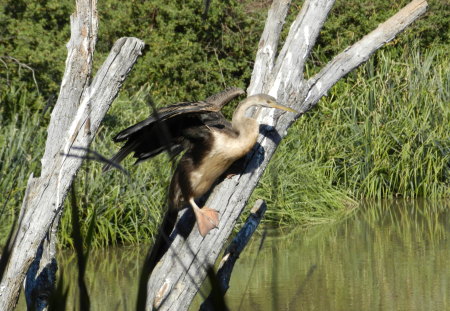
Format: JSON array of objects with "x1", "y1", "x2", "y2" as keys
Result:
[{"x1": 248, "y1": 94, "x2": 297, "y2": 113}]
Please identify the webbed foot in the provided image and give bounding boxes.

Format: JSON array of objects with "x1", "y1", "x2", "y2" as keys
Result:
[{"x1": 193, "y1": 206, "x2": 219, "y2": 237}]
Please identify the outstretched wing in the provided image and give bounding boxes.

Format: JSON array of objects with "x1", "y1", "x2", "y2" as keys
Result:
[
  {"x1": 103, "y1": 88, "x2": 244, "y2": 171},
  {"x1": 113, "y1": 87, "x2": 244, "y2": 142},
  {"x1": 113, "y1": 101, "x2": 219, "y2": 142}
]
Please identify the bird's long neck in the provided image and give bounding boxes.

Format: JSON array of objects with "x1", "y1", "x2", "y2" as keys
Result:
[
  {"x1": 231, "y1": 99, "x2": 258, "y2": 136},
  {"x1": 230, "y1": 99, "x2": 260, "y2": 157}
]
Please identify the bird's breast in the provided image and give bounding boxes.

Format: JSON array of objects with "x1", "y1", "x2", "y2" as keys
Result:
[
  {"x1": 211, "y1": 130, "x2": 258, "y2": 159},
  {"x1": 188, "y1": 130, "x2": 258, "y2": 197}
]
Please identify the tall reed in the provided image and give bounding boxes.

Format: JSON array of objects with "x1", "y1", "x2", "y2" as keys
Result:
[{"x1": 293, "y1": 45, "x2": 449, "y2": 200}]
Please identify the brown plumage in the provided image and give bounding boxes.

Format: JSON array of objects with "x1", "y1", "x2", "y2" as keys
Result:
[{"x1": 104, "y1": 88, "x2": 296, "y2": 237}]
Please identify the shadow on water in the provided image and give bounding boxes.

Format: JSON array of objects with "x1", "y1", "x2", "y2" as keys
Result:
[{"x1": 16, "y1": 199, "x2": 449, "y2": 310}]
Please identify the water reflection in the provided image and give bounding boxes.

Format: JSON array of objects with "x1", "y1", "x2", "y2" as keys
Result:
[
  {"x1": 213, "y1": 200, "x2": 449, "y2": 311},
  {"x1": 17, "y1": 200, "x2": 449, "y2": 310}
]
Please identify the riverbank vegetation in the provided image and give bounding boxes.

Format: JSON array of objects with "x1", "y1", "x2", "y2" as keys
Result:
[{"x1": 1, "y1": 0, "x2": 448, "y2": 247}]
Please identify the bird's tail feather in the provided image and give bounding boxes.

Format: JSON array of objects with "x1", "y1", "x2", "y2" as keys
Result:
[{"x1": 102, "y1": 140, "x2": 139, "y2": 172}]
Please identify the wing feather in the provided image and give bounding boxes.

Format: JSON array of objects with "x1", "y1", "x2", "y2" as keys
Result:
[{"x1": 104, "y1": 88, "x2": 243, "y2": 172}]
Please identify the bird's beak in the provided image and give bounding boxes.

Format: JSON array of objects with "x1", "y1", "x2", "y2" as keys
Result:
[{"x1": 268, "y1": 101, "x2": 298, "y2": 114}]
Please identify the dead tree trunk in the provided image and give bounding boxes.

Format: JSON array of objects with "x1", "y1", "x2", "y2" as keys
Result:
[
  {"x1": 145, "y1": 0, "x2": 428, "y2": 310},
  {"x1": 0, "y1": 0, "x2": 145, "y2": 309}
]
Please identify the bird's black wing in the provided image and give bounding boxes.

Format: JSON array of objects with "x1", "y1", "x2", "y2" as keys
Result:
[
  {"x1": 103, "y1": 110, "x2": 208, "y2": 171},
  {"x1": 113, "y1": 101, "x2": 219, "y2": 142},
  {"x1": 131, "y1": 110, "x2": 228, "y2": 164},
  {"x1": 113, "y1": 87, "x2": 244, "y2": 142},
  {"x1": 103, "y1": 88, "x2": 244, "y2": 171}
]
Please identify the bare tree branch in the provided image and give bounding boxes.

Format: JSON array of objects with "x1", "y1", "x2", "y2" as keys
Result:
[
  {"x1": 267, "y1": 0, "x2": 335, "y2": 102},
  {"x1": 0, "y1": 0, "x2": 145, "y2": 309},
  {"x1": 144, "y1": 1, "x2": 428, "y2": 310},
  {"x1": 0, "y1": 56, "x2": 40, "y2": 93},
  {"x1": 248, "y1": 0, "x2": 292, "y2": 95}
]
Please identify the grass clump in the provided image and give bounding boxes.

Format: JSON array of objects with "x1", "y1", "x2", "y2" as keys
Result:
[
  {"x1": 58, "y1": 92, "x2": 175, "y2": 248},
  {"x1": 295, "y1": 45, "x2": 449, "y2": 200},
  {"x1": 249, "y1": 45, "x2": 449, "y2": 227},
  {"x1": 0, "y1": 85, "x2": 47, "y2": 244}
]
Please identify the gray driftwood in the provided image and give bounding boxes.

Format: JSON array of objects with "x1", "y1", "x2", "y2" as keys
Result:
[
  {"x1": 145, "y1": 1, "x2": 428, "y2": 310},
  {"x1": 200, "y1": 199, "x2": 267, "y2": 311},
  {"x1": 0, "y1": 0, "x2": 145, "y2": 309}
]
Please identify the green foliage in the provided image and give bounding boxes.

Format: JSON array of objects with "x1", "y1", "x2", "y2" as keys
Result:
[
  {"x1": 94, "y1": 0, "x2": 262, "y2": 101},
  {"x1": 308, "y1": 0, "x2": 450, "y2": 69},
  {"x1": 0, "y1": 0, "x2": 449, "y2": 246},
  {"x1": 0, "y1": 0, "x2": 73, "y2": 101},
  {"x1": 1, "y1": 0, "x2": 262, "y2": 105}
]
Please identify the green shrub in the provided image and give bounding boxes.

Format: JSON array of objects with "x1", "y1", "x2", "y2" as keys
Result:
[{"x1": 309, "y1": 0, "x2": 449, "y2": 70}]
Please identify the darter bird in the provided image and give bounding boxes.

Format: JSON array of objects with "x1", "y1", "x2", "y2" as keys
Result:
[{"x1": 104, "y1": 87, "x2": 297, "y2": 237}]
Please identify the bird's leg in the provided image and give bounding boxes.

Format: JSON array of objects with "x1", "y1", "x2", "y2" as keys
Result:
[{"x1": 189, "y1": 198, "x2": 219, "y2": 237}]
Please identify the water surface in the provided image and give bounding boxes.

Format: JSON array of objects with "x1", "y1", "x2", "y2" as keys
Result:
[
  {"x1": 17, "y1": 200, "x2": 449, "y2": 310},
  {"x1": 207, "y1": 200, "x2": 449, "y2": 311}
]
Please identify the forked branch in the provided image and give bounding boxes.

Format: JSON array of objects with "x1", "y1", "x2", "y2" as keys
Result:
[{"x1": 145, "y1": 1, "x2": 428, "y2": 310}]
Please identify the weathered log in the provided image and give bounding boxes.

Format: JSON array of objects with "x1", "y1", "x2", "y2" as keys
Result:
[
  {"x1": 145, "y1": 1, "x2": 428, "y2": 310},
  {"x1": 0, "y1": 0, "x2": 145, "y2": 309},
  {"x1": 199, "y1": 199, "x2": 267, "y2": 311},
  {"x1": 24, "y1": 217, "x2": 59, "y2": 311}
]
